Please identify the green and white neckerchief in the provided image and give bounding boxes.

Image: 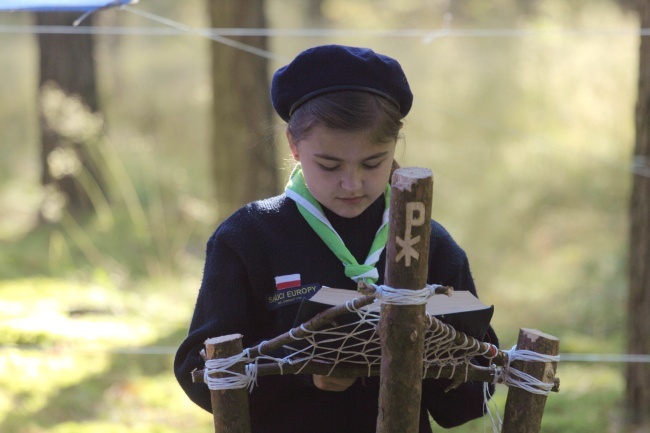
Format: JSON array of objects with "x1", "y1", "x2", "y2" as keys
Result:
[{"x1": 285, "y1": 163, "x2": 390, "y2": 284}]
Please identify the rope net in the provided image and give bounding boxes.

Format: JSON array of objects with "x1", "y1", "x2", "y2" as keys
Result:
[
  {"x1": 279, "y1": 293, "x2": 494, "y2": 379},
  {"x1": 202, "y1": 285, "x2": 558, "y2": 403}
]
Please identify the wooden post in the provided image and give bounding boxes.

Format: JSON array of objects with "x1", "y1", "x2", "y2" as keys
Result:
[
  {"x1": 377, "y1": 167, "x2": 433, "y2": 433},
  {"x1": 501, "y1": 328, "x2": 560, "y2": 433},
  {"x1": 204, "y1": 334, "x2": 252, "y2": 433}
]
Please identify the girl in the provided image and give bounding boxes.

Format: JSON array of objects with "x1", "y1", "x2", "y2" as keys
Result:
[{"x1": 174, "y1": 44, "x2": 498, "y2": 433}]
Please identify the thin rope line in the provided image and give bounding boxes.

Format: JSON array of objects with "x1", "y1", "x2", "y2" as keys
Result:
[
  {"x1": 560, "y1": 353, "x2": 650, "y2": 363},
  {"x1": 2, "y1": 24, "x2": 650, "y2": 38},
  {"x1": 119, "y1": 5, "x2": 283, "y2": 61}
]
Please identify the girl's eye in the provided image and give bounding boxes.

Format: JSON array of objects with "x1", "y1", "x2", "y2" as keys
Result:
[
  {"x1": 318, "y1": 163, "x2": 339, "y2": 172},
  {"x1": 363, "y1": 161, "x2": 382, "y2": 170},
  {"x1": 316, "y1": 160, "x2": 383, "y2": 171}
]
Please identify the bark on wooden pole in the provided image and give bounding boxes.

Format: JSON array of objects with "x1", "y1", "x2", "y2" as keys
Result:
[
  {"x1": 204, "y1": 334, "x2": 252, "y2": 433},
  {"x1": 377, "y1": 167, "x2": 433, "y2": 433},
  {"x1": 626, "y1": 1, "x2": 650, "y2": 427},
  {"x1": 501, "y1": 328, "x2": 560, "y2": 433}
]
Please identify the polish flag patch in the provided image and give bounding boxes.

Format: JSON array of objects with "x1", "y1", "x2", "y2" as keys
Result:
[{"x1": 275, "y1": 274, "x2": 301, "y2": 290}]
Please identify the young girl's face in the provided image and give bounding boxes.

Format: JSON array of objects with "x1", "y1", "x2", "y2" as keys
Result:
[{"x1": 288, "y1": 125, "x2": 396, "y2": 218}]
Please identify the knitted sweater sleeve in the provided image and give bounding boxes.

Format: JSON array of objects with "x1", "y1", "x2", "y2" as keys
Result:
[
  {"x1": 174, "y1": 207, "x2": 314, "y2": 417},
  {"x1": 420, "y1": 221, "x2": 500, "y2": 428},
  {"x1": 173, "y1": 227, "x2": 255, "y2": 412}
]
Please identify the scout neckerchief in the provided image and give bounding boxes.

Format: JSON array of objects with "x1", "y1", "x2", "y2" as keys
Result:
[{"x1": 285, "y1": 163, "x2": 390, "y2": 284}]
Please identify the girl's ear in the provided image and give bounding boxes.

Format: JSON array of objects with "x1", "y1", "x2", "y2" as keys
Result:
[{"x1": 286, "y1": 130, "x2": 300, "y2": 161}]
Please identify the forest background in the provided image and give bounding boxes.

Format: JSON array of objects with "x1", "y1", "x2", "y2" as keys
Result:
[{"x1": 0, "y1": 0, "x2": 643, "y2": 432}]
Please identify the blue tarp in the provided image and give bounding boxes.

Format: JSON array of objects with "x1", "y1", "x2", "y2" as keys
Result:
[{"x1": 0, "y1": 0, "x2": 136, "y2": 12}]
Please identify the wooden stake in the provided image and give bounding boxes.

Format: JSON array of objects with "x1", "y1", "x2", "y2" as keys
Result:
[
  {"x1": 377, "y1": 167, "x2": 433, "y2": 433},
  {"x1": 204, "y1": 334, "x2": 252, "y2": 433},
  {"x1": 501, "y1": 328, "x2": 560, "y2": 433}
]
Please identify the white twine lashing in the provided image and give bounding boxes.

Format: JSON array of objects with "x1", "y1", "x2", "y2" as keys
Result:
[
  {"x1": 508, "y1": 347, "x2": 561, "y2": 364},
  {"x1": 493, "y1": 345, "x2": 560, "y2": 395},
  {"x1": 203, "y1": 350, "x2": 255, "y2": 391},
  {"x1": 371, "y1": 283, "x2": 442, "y2": 305}
]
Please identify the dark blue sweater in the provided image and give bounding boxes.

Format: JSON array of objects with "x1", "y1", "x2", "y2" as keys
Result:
[{"x1": 174, "y1": 193, "x2": 498, "y2": 433}]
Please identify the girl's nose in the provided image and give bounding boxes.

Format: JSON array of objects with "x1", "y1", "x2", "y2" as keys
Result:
[{"x1": 340, "y1": 169, "x2": 362, "y2": 192}]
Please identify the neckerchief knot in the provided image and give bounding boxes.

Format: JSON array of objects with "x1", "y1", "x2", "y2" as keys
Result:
[{"x1": 285, "y1": 164, "x2": 390, "y2": 284}]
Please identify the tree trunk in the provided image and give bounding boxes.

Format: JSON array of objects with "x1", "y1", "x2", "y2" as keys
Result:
[
  {"x1": 208, "y1": 0, "x2": 278, "y2": 222},
  {"x1": 626, "y1": 0, "x2": 650, "y2": 428},
  {"x1": 306, "y1": 0, "x2": 327, "y2": 26},
  {"x1": 36, "y1": 12, "x2": 105, "y2": 217}
]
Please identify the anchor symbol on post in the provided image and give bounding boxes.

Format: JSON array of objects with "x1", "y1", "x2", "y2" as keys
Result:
[{"x1": 395, "y1": 201, "x2": 425, "y2": 267}]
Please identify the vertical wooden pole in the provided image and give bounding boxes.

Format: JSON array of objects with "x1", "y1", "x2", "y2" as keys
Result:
[
  {"x1": 501, "y1": 328, "x2": 560, "y2": 433},
  {"x1": 627, "y1": 1, "x2": 650, "y2": 427},
  {"x1": 377, "y1": 167, "x2": 433, "y2": 433},
  {"x1": 204, "y1": 334, "x2": 252, "y2": 433}
]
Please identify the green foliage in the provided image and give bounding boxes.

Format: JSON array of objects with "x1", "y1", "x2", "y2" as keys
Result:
[{"x1": 0, "y1": 104, "x2": 213, "y2": 279}]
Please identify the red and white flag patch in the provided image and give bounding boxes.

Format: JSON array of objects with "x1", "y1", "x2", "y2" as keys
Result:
[{"x1": 275, "y1": 274, "x2": 301, "y2": 290}]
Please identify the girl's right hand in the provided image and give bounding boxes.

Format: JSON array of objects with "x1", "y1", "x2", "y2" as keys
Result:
[{"x1": 312, "y1": 375, "x2": 356, "y2": 391}]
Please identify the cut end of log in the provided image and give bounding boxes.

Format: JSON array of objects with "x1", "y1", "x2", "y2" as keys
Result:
[
  {"x1": 519, "y1": 328, "x2": 560, "y2": 343},
  {"x1": 357, "y1": 280, "x2": 376, "y2": 296},
  {"x1": 434, "y1": 285, "x2": 454, "y2": 296},
  {"x1": 205, "y1": 334, "x2": 244, "y2": 345},
  {"x1": 191, "y1": 368, "x2": 205, "y2": 383},
  {"x1": 391, "y1": 167, "x2": 433, "y2": 191}
]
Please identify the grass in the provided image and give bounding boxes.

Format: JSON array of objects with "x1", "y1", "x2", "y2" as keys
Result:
[{"x1": 0, "y1": 276, "x2": 213, "y2": 433}]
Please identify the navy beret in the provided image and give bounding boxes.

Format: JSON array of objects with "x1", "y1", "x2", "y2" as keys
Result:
[{"x1": 271, "y1": 44, "x2": 413, "y2": 122}]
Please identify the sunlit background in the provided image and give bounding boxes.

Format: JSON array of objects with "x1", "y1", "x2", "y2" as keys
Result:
[{"x1": 0, "y1": 0, "x2": 642, "y2": 432}]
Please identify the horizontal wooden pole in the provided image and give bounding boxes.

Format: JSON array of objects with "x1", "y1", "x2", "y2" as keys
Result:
[{"x1": 193, "y1": 356, "x2": 560, "y2": 393}]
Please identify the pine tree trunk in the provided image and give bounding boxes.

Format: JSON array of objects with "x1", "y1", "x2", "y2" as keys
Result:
[
  {"x1": 207, "y1": 0, "x2": 278, "y2": 221},
  {"x1": 626, "y1": 0, "x2": 650, "y2": 428}
]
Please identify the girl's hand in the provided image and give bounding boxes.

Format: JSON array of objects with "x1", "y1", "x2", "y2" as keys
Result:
[{"x1": 312, "y1": 375, "x2": 356, "y2": 391}]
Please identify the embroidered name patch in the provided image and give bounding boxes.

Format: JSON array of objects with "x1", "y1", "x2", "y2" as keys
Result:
[{"x1": 267, "y1": 283, "x2": 321, "y2": 311}]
